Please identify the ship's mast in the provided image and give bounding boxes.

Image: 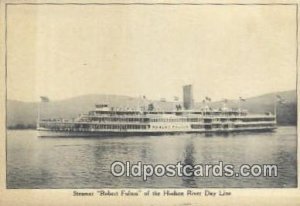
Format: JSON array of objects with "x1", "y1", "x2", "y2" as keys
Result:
[
  {"x1": 238, "y1": 99, "x2": 241, "y2": 115},
  {"x1": 274, "y1": 96, "x2": 277, "y2": 123},
  {"x1": 38, "y1": 96, "x2": 49, "y2": 129},
  {"x1": 37, "y1": 101, "x2": 41, "y2": 128}
]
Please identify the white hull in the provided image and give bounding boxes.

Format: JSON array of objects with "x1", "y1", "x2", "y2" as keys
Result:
[{"x1": 37, "y1": 126, "x2": 277, "y2": 137}]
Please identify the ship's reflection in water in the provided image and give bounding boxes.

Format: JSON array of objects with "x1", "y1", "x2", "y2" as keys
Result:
[
  {"x1": 181, "y1": 138, "x2": 197, "y2": 188},
  {"x1": 7, "y1": 127, "x2": 297, "y2": 188}
]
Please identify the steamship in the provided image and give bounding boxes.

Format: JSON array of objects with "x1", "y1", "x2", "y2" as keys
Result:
[{"x1": 37, "y1": 85, "x2": 276, "y2": 137}]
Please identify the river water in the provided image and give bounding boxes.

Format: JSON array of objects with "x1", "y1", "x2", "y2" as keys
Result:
[{"x1": 7, "y1": 126, "x2": 297, "y2": 188}]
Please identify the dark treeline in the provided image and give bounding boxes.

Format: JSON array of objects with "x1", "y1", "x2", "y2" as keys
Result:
[{"x1": 7, "y1": 124, "x2": 36, "y2": 130}]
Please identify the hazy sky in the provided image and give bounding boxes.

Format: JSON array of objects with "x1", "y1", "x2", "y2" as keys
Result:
[{"x1": 7, "y1": 4, "x2": 297, "y2": 102}]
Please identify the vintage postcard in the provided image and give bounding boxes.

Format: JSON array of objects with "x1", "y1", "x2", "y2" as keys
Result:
[{"x1": 0, "y1": 0, "x2": 299, "y2": 205}]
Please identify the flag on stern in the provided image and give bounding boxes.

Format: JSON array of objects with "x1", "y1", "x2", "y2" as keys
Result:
[
  {"x1": 276, "y1": 95, "x2": 287, "y2": 104},
  {"x1": 239, "y1": 97, "x2": 246, "y2": 101},
  {"x1": 40, "y1": 96, "x2": 49, "y2": 102},
  {"x1": 205, "y1": 96, "x2": 211, "y2": 102}
]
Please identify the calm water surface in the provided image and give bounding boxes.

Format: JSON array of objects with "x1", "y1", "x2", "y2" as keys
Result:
[{"x1": 7, "y1": 126, "x2": 297, "y2": 188}]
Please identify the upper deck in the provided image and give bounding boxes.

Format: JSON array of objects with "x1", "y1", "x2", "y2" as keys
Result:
[{"x1": 88, "y1": 107, "x2": 275, "y2": 119}]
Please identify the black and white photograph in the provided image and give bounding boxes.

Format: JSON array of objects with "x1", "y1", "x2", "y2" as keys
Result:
[{"x1": 1, "y1": 0, "x2": 299, "y2": 205}]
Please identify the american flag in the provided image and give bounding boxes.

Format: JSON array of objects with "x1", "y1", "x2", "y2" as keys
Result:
[
  {"x1": 205, "y1": 96, "x2": 211, "y2": 102},
  {"x1": 40, "y1": 96, "x2": 49, "y2": 102},
  {"x1": 276, "y1": 95, "x2": 287, "y2": 104},
  {"x1": 239, "y1": 97, "x2": 246, "y2": 101}
]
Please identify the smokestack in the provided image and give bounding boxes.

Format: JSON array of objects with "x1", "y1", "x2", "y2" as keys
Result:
[{"x1": 183, "y1": 84, "x2": 194, "y2": 110}]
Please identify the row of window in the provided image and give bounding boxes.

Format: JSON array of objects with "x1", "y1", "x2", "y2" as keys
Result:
[
  {"x1": 40, "y1": 123, "x2": 149, "y2": 130},
  {"x1": 81, "y1": 117, "x2": 148, "y2": 122},
  {"x1": 234, "y1": 124, "x2": 275, "y2": 128},
  {"x1": 150, "y1": 118, "x2": 189, "y2": 122},
  {"x1": 89, "y1": 125, "x2": 149, "y2": 130},
  {"x1": 80, "y1": 117, "x2": 275, "y2": 123}
]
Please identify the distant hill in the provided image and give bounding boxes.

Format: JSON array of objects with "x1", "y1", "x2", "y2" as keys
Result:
[{"x1": 7, "y1": 90, "x2": 297, "y2": 128}]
